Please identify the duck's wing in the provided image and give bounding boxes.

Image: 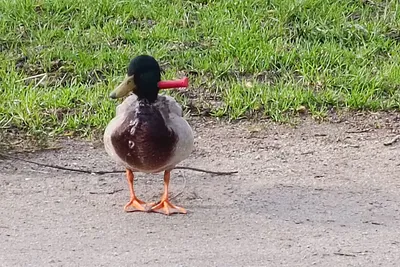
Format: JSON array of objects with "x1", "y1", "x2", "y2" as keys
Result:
[
  {"x1": 116, "y1": 94, "x2": 181, "y2": 118},
  {"x1": 154, "y1": 94, "x2": 184, "y2": 121},
  {"x1": 115, "y1": 94, "x2": 139, "y2": 116},
  {"x1": 104, "y1": 95, "x2": 139, "y2": 169},
  {"x1": 155, "y1": 95, "x2": 194, "y2": 169}
]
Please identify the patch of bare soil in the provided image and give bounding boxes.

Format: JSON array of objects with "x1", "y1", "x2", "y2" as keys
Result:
[{"x1": 0, "y1": 116, "x2": 399, "y2": 266}]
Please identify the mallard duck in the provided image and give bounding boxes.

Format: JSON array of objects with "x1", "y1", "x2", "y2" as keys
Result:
[{"x1": 104, "y1": 55, "x2": 194, "y2": 215}]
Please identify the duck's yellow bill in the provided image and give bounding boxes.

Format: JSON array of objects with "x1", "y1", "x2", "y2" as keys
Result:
[{"x1": 110, "y1": 75, "x2": 135, "y2": 99}]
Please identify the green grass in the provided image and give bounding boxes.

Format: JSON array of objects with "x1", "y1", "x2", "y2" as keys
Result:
[{"x1": 1, "y1": 0, "x2": 400, "y2": 138}]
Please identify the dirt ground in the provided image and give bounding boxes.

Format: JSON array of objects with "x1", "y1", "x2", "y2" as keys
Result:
[{"x1": 1, "y1": 115, "x2": 400, "y2": 267}]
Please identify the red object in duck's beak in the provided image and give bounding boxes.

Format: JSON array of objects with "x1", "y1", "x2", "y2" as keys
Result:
[{"x1": 158, "y1": 77, "x2": 189, "y2": 89}]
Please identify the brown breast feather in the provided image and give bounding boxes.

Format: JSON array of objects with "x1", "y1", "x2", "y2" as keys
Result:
[{"x1": 111, "y1": 101, "x2": 177, "y2": 171}]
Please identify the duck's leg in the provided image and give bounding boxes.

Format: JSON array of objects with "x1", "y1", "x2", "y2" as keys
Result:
[
  {"x1": 150, "y1": 170, "x2": 187, "y2": 215},
  {"x1": 124, "y1": 169, "x2": 148, "y2": 212}
]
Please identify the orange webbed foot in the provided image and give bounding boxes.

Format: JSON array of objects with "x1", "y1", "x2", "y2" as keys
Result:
[
  {"x1": 124, "y1": 197, "x2": 149, "y2": 212},
  {"x1": 149, "y1": 170, "x2": 187, "y2": 215},
  {"x1": 124, "y1": 169, "x2": 150, "y2": 212},
  {"x1": 150, "y1": 199, "x2": 187, "y2": 215}
]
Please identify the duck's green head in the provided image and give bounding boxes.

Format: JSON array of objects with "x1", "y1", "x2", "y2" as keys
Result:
[{"x1": 110, "y1": 55, "x2": 161, "y2": 102}]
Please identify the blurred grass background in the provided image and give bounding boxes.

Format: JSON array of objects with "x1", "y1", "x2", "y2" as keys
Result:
[{"x1": 0, "y1": 0, "x2": 399, "y2": 140}]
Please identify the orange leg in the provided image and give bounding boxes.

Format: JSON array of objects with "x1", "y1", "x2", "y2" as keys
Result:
[
  {"x1": 150, "y1": 170, "x2": 187, "y2": 215},
  {"x1": 124, "y1": 169, "x2": 148, "y2": 212}
]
